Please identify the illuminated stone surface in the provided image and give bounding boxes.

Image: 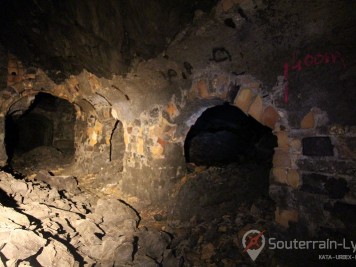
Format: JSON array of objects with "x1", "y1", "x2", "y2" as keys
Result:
[{"x1": 0, "y1": 0, "x2": 355, "y2": 265}]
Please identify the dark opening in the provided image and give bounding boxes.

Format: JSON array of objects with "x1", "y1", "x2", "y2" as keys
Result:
[
  {"x1": 5, "y1": 93, "x2": 76, "y2": 173},
  {"x1": 110, "y1": 120, "x2": 125, "y2": 163},
  {"x1": 174, "y1": 103, "x2": 278, "y2": 223},
  {"x1": 184, "y1": 103, "x2": 277, "y2": 166}
]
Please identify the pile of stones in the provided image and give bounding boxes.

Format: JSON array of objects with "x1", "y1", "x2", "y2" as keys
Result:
[{"x1": 0, "y1": 171, "x2": 180, "y2": 266}]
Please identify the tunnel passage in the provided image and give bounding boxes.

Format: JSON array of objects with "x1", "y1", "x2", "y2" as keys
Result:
[
  {"x1": 174, "y1": 103, "x2": 278, "y2": 221},
  {"x1": 4, "y1": 93, "x2": 76, "y2": 173},
  {"x1": 184, "y1": 103, "x2": 277, "y2": 166}
]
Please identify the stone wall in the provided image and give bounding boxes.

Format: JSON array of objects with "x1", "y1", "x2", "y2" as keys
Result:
[{"x1": 0, "y1": 0, "x2": 355, "y2": 236}]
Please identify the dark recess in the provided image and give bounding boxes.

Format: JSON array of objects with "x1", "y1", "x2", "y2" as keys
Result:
[
  {"x1": 184, "y1": 103, "x2": 277, "y2": 166},
  {"x1": 4, "y1": 93, "x2": 75, "y2": 167}
]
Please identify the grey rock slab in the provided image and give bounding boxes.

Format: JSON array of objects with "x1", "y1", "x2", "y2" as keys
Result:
[
  {"x1": 88, "y1": 236, "x2": 126, "y2": 261},
  {"x1": 10, "y1": 180, "x2": 28, "y2": 195},
  {"x1": 0, "y1": 206, "x2": 30, "y2": 229},
  {"x1": 72, "y1": 219, "x2": 104, "y2": 246},
  {"x1": 21, "y1": 202, "x2": 52, "y2": 220},
  {"x1": 0, "y1": 173, "x2": 13, "y2": 194},
  {"x1": 47, "y1": 207, "x2": 82, "y2": 221},
  {"x1": 53, "y1": 199, "x2": 72, "y2": 211},
  {"x1": 1, "y1": 229, "x2": 46, "y2": 260},
  {"x1": 0, "y1": 230, "x2": 11, "y2": 250},
  {"x1": 47, "y1": 188, "x2": 61, "y2": 201},
  {"x1": 94, "y1": 198, "x2": 139, "y2": 226},
  {"x1": 162, "y1": 249, "x2": 180, "y2": 267},
  {"x1": 5, "y1": 259, "x2": 18, "y2": 267},
  {"x1": 132, "y1": 255, "x2": 158, "y2": 267},
  {"x1": 34, "y1": 172, "x2": 79, "y2": 194},
  {"x1": 114, "y1": 242, "x2": 134, "y2": 265},
  {"x1": 37, "y1": 238, "x2": 78, "y2": 267},
  {"x1": 138, "y1": 228, "x2": 171, "y2": 260}
]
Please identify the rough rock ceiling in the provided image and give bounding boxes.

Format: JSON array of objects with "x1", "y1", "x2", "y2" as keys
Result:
[{"x1": 0, "y1": 0, "x2": 217, "y2": 82}]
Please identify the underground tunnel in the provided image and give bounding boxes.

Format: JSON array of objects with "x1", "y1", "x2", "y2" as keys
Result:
[
  {"x1": 184, "y1": 103, "x2": 277, "y2": 166},
  {"x1": 0, "y1": 0, "x2": 355, "y2": 266},
  {"x1": 173, "y1": 103, "x2": 277, "y2": 223},
  {"x1": 4, "y1": 93, "x2": 76, "y2": 174}
]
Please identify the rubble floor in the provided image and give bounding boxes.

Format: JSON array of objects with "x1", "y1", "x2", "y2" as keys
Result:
[{"x1": 0, "y1": 160, "x2": 350, "y2": 267}]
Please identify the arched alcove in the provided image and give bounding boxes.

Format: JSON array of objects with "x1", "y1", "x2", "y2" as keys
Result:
[
  {"x1": 5, "y1": 113, "x2": 53, "y2": 157},
  {"x1": 4, "y1": 92, "x2": 76, "y2": 173},
  {"x1": 184, "y1": 103, "x2": 277, "y2": 166},
  {"x1": 173, "y1": 103, "x2": 278, "y2": 222}
]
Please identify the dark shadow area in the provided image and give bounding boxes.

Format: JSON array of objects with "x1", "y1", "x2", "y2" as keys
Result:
[
  {"x1": 4, "y1": 93, "x2": 76, "y2": 173},
  {"x1": 174, "y1": 103, "x2": 278, "y2": 221},
  {"x1": 0, "y1": 187, "x2": 19, "y2": 207},
  {"x1": 110, "y1": 120, "x2": 125, "y2": 163},
  {"x1": 184, "y1": 103, "x2": 277, "y2": 166}
]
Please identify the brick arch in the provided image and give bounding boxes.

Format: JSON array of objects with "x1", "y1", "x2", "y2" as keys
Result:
[
  {"x1": 177, "y1": 71, "x2": 302, "y2": 228},
  {"x1": 2, "y1": 92, "x2": 82, "y2": 166},
  {"x1": 177, "y1": 73, "x2": 283, "y2": 144}
]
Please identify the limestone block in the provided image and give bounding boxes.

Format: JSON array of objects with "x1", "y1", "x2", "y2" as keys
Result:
[
  {"x1": 196, "y1": 80, "x2": 209, "y2": 98},
  {"x1": 10, "y1": 180, "x2": 28, "y2": 195},
  {"x1": 94, "y1": 198, "x2": 139, "y2": 226},
  {"x1": 137, "y1": 136, "x2": 144, "y2": 155},
  {"x1": 88, "y1": 237, "x2": 125, "y2": 263},
  {"x1": 0, "y1": 206, "x2": 31, "y2": 229},
  {"x1": 114, "y1": 242, "x2": 134, "y2": 265},
  {"x1": 312, "y1": 107, "x2": 329, "y2": 127},
  {"x1": 287, "y1": 169, "x2": 301, "y2": 188},
  {"x1": 1, "y1": 229, "x2": 46, "y2": 260},
  {"x1": 0, "y1": 230, "x2": 11, "y2": 250},
  {"x1": 34, "y1": 171, "x2": 79, "y2": 194},
  {"x1": 247, "y1": 95, "x2": 263, "y2": 122},
  {"x1": 273, "y1": 149, "x2": 291, "y2": 168},
  {"x1": 234, "y1": 88, "x2": 254, "y2": 113},
  {"x1": 301, "y1": 111, "x2": 315, "y2": 129},
  {"x1": 212, "y1": 74, "x2": 229, "y2": 98},
  {"x1": 150, "y1": 143, "x2": 164, "y2": 159},
  {"x1": 272, "y1": 168, "x2": 287, "y2": 184},
  {"x1": 290, "y1": 138, "x2": 302, "y2": 152},
  {"x1": 5, "y1": 259, "x2": 17, "y2": 267},
  {"x1": 166, "y1": 102, "x2": 179, "y2": 119},
  {"x1": 275, "y1": 131, "x2": 289, "y2": 149},
  {"x1": 87, "y1": 120, "x2": 103, "y2": 146},
  {"x1": 138, "y1": 229, "x2": 170, "y2": 260},
  {"x1": 37, "y1": 239, "x2": 77, "y2": 267},
  {"x1": 275, "y1": 207, "x2": 299, "y2": 228},
  {"x1": 72, "y1": 219, "x2": 104, "y2": 246},
  {"x1": 238, "y1": 75, "x2": 260, "y2": 86},
  {"x1": 262, "y1": 106, "x2": 280, "y2": 129}
]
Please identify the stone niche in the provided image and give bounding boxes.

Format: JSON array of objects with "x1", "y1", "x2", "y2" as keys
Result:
[
  {"x1": 0, "y1": 60, "x2": 125, "y2": 177},
  {"x1": 4, "y1": 93, "x2": 76, "y2": 172}
]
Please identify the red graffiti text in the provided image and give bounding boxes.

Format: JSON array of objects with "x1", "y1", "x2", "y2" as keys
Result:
[{"x1": 283, "y1": 51, "x2": 346, "y2": 103}]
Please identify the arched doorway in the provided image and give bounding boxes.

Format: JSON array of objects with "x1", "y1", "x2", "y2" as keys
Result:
[
  {"x1": 184, "y1": 103, "x2": 277, "y2": 166},
  {"x1": 174, "y1": 103, "x2": 277, "y2": 221},
  {"x1": 4, "y1": 93, "x2": 76, "y2": 174}
]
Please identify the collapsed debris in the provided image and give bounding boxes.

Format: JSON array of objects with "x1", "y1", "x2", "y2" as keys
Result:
[{"x1": 0, "y1": 171, "x2": 180, "y2": 266}]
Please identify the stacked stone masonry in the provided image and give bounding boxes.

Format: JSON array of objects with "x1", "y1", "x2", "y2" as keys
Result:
[{"x1": 0, "y1": 0, "x2": 355, "y2": 241}]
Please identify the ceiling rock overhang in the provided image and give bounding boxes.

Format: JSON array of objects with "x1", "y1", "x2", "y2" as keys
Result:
[{"x1": 0, "y1": 0, "x2": 217, "y2": 82}]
